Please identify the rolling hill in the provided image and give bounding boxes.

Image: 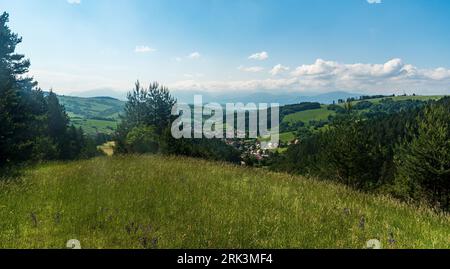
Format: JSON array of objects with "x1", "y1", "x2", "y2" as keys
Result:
[
  {"x1": 0, "y1": 155, "x2": 448, "y2": 249},
  {"x1": 57, "y1": 95, "x2": 125, "y2": 135},
  {"x1": 277, "y1": 95, "x2": 446, "y2": 143},
  {"x1": 283, "y1": 105, "x2": 335, "y2": 125},
  {"x1": 57, "y1": 93, "x2": 445, "y2": 138}
]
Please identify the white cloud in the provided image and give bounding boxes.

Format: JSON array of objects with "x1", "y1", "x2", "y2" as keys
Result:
[
  {"x1": 270, "y1": 64, "x2": 290, "y2": 76},
  {"x1": 291, "y1": 58, "x2": 410, "y2": 79},
  {"x1": 367, "y1": 0, "x2": 382, "y2": 4},
  {"x1": 289, "y1": 58, "x2": 450, "y2": 93},
  {"x1": 238, "y1": 66, "x2": 264, "y2": 73},
  {"x1": 169, "y1": 58, "x2": 450, "y2": 95},
  {"x1": 67, "y1": 0, "x2": 81, "y2": 4},
  {"x1": 248, "y1": 51, "x2": 269, "y2": 61},
  {"x1": 135, "y1": 46, "x2": 156, "y2": 53},
  {"x1": 188, "y1": 52, "x2": 201, "y2": 59}
]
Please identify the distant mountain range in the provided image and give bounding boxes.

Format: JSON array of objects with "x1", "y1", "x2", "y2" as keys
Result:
[
  {"x1": 68, "y1": 89, "x2": 363, "y2": 105},
  {"x1": 68, "y1": 88, "x2": 128, "y2": 101}
]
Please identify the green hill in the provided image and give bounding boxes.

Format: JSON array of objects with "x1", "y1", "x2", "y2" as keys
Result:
[
  {"x1": 57, "y1": 94, "x2": 444, "y2": 137},
  {"x1": 57, "y1": 95, "x2": 125, "y2": 135},
  {"x1": 283, "y1": 105, "x2": 335, "y2": 125},
  {"x1": 277, "y1": 95, "x2": 446, "y2": 143},
  {"x1": 0, "y1": 155, "x2": 448, "y2": 249}
]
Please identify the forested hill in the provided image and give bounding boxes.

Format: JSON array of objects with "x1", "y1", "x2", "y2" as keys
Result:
[
  {"x1": 58, "y1": 95, "x2": 125, "y2": 120},
  {"x1": 57, "y1": 94, "x2": 445, "y2": 136},
  {"x1": 57, "y1": 95, "x2": 125, "y2": 135}
]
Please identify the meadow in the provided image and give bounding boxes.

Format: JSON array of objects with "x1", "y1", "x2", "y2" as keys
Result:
[
  {"x1": 58, "y1": 96, "x2": 124, "y2": 135},
  {"x1": 283, "y1": 105, "x2": 335, "y2": 125},
  {"x1": 0, "y1": 155, "x2": 449, "y2": 249}
]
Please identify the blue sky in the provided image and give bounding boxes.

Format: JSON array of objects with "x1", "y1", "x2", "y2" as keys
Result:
[{"x1": 1, "y1": 0, "x2": 450, "y2": 95}]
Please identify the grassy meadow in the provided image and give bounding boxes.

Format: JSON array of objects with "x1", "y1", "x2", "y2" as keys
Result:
[
  {"x1": 283, "y1": 105, "x2": 335, "y2": 125},
  {"x1": 0, "y1": 155, "x2": 449, "y2": 249},
  {"x1": 58, "y1": 96, "x2": 124, "y2": 135}
]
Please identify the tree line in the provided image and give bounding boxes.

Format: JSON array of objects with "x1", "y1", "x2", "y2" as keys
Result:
[{"x1": 0, "y1": 12, "x2": 99, "y2": 171}]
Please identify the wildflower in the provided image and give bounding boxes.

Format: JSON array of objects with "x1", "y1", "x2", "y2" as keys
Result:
[
  {"x1": 388, "y1": 232, "x2": 396, "y2": 245},
  {"x1": 151, "y1": 237, "x2": 159, "y2": 249},
  {"x1": 343, "y1": 208, "x2": 351, "y2": 215},
  {"x1": 30, "y1": 212, "x2": 38, "y2": 227},
  {"x1": 359, "y1": 216, "x2": 365, "y2": 229}
]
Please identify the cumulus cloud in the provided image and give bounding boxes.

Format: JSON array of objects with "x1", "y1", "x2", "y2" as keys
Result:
[
  {"x1": 135, "y1": 46, "x2": 156, "y2": 53},
  {"x1": 169, "y1": 58, "x2": 450, "y2": 95},
  {"x1": 270, "y1": 64, "x2": 290, "y2": 76},
  {"x1": 367, "y1": 0, "x2": 382, "y2": 4},
  {"x1": 67, "y1": 0, "x2": 81, "y2": 4},
  {"x1": 291, "y1": 58, "x2": 426, "y2": 80},
  {"x1": 289, "y1": 58, "x2": 450, "y2": 92},
  {"x1": 238, "y1": 66, "x2": 264, "y2": 73},
  {"x1": 248, "y1": 51, "x2": 269, "y2": 61},
  {"x1": 188, "y1": 52, "x2": 201, "y2": 59}
]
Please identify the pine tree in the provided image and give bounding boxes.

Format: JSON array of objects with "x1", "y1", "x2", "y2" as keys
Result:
[
  {"x1": 116, "y1": 81, "x2": 176, "y2": 153},
  {"x1": 0, "y1": 12, "x2": 37, "y2": 166},
  {"x1": 0, "y1": 78, "x2": 20, "y2": 166},
  {"x1": 45, "y1": 91, "x2": 71, "y2": 159},
  {"x1": 395, "y1": 101, "x2": 450, "y2": 209}
]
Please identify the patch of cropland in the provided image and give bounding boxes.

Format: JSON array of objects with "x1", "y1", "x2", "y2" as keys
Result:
[
  {"x1": 58, "y1": 95, "x2": 125, "y2": 135},
  {"x1": 0, "y1": 155, "x2": 448, "y2": 249}
]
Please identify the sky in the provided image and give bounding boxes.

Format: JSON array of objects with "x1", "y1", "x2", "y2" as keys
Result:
[{"x1": 1, "y1": 0, "x2": 450, "y2": 96}]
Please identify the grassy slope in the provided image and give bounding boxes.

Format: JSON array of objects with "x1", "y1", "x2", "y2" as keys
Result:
[
  {"x1": 58, "y1": 96, "x2": 125, "y2": 135},
  {"x1": 279, "y1": 132, "x2": 296, "y2": 143},
  {"x1": 283, "y1": 105, "x2": 335, "y2": 125},
  {"x1": 0, "y1": 155, "x2": 449, "y2": 249}
]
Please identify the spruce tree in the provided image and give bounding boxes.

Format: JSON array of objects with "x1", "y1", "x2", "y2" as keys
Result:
[
  {"x1": 0, "y1": 12, "x2": 36, "y2": 166},
  {"x1": 395, "y1": 101, "x2": 450, "y2": 209}
]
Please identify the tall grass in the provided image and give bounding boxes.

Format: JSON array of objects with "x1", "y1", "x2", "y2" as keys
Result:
[{"x1": 0, "y1": 155, "x2": 449, "y2": 249}]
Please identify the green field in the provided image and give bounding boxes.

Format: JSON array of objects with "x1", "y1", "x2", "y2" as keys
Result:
[
  {"x1": 58, "y1": 95, "x2": 125, "y2": 135},
  {"x1": 279, "y1": 132, "x2": 296, "y2": 143},
  {"x1": 70, "y1": 118, "x2": 118, "y2": 135},
  {"x1": 0, "y1": 155, "x2": 449, "y2": 249},
  {"x1": 283, "y1": 105, "x2": 335, "y2": 125}
]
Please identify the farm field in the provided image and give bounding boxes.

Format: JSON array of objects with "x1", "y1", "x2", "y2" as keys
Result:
[{"x1": 0, "y1": 155, "x2": 449, "y2": 249}]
